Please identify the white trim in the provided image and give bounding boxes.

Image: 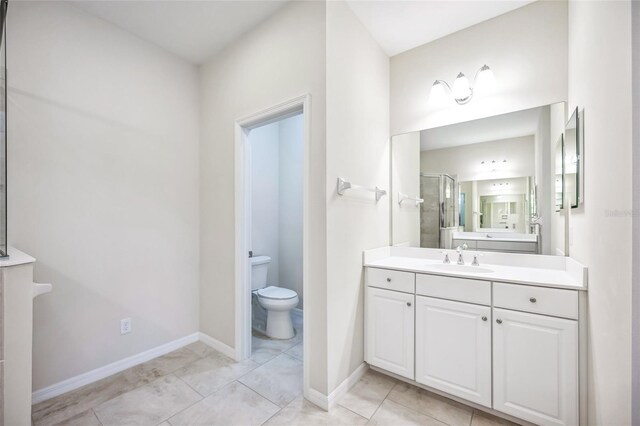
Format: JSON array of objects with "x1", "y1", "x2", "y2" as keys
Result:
[
  {"x1": 304, "y1": 362, "x2": 369, "y2": 412},
  {"x1": 198, "y1": 332, "x2": 236, "y2": 359},
  {"x1": 31, "y1": 333, "x2": 199, "y2": 405},
  {"x1": 327, "y1": 362, "x2": 369, "y2": 410},
  {"x1": 305, "y1": 387, "x2": 329, "y2": 411},
  {"x1": 234, "y1": 94, "x2": 312, "y2": 399}
]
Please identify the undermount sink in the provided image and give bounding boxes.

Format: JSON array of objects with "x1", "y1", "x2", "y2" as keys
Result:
[{"x1": 432, "y1": 264, "x2": 494, "y2": 274}]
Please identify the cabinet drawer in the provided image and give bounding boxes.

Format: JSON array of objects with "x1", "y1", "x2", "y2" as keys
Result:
[
  {"x1": 416, "y1": 274, "x2": 490, "y2": 305},
  {"x1": 366, "y1": 267, "x2": 415, "y2": 293},
  {"x1": 493, "y1": 282, "x2": 578, "y2": 319}
]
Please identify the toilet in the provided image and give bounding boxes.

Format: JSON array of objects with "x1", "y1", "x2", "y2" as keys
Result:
[{"x1": 251, "y1": 255, "x2": 299, "y2": 339}]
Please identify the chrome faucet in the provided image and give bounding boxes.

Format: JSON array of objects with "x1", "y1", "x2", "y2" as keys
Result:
[
  {"x1": 456, "y1": 244, "x2": 467, "y2": 265},
  {"x1": 441, "y1": 251, "x2": 451, "y2": 264}
]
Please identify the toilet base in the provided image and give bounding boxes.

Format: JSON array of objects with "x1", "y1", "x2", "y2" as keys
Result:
[{"x1": 266, "y1": 310, "x2": 295, "y2": 339}]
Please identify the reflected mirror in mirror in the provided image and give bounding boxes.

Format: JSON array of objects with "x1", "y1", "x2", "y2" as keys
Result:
[
  {"x1": 564, "y1": 107, "x2": 580, "y2": 208},
  {"x1": 555, "y1": 134, "x2": 564, "y2": 211},
  {"x1": 391, "y1": 103, "x2": 567, "y2": 256}
]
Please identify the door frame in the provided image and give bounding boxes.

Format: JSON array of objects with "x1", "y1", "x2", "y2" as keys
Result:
[{"x1": 234, "y1": 93, "x2": 311, "y2": 389}]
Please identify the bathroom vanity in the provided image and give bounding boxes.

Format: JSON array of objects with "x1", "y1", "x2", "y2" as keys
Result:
[
  {"x1": 451, "y1": 231, "x2": 538, "y2": 254},
  {"x1": 363, "y1": 246, "x2": 587, "y2": 426}
]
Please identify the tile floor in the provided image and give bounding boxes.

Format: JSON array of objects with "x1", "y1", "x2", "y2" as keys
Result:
[{"x1": 32, "y1": 313, "x2": 519, "y2": 426}]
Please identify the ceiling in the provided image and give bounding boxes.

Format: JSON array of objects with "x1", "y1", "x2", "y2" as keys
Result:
[
  {"x1": 420, "y1": 107, "x2": 543, "y2": 151},
  {"x1": 345, "y1": 0, "x2": 535, "y2": 56},
  {"x1": 71, "y1": 0, "x2": 536, "y2": 64},
  {"x1": 72, "y1": 1, "x2": 288, "y2": 64}
]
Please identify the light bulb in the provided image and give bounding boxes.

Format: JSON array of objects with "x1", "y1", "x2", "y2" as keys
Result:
[
  {"x1": 451, "y1": 72, "x2": 471, "y2": 102},
  {"x1": 475, "y1": 64, "x2": 495, "y2": 95},
  {"x1": 430, "y1": 80, "x2": 448, "y2": 106}
]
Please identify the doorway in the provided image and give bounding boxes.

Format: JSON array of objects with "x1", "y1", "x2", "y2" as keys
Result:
[{"x1": 234, "y1": 94, "x2": 310, "y2": 398}]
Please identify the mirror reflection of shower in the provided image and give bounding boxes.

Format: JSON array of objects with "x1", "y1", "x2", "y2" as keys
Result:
[{"x1": 420, "y1": 173, "x2": 457, "y2": 249}]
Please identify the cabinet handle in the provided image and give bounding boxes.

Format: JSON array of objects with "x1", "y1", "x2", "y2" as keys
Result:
[
  {"x1": 496, "y1": 319, "x2": 502, "y2": 324},
  {"x1": 481, "y1": 316, "x2": 487, "y2": 321},
  {"x1": 529, "y1": 297, "x2": 537, "y2": 303},
  {"x1": 406, "y1": 302, "x2": 412, "y2": 307},
  {"x1": 386, "y1": 278, "x2": 392, "y2": 282}
]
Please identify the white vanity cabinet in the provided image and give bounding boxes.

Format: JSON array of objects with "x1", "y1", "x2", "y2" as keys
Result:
[
  {"x1": 365, "y1": 286, "x2": 415, "y2": 379},
  {"x1": 364, "y1": 262, "x2": 586, "y2": 426},
  {"x1": 493, "y1": 308, "x2": 578, "y2": 426},
  {"x1": 415, "y1": 296, "x2": 492, "y2": 407}
]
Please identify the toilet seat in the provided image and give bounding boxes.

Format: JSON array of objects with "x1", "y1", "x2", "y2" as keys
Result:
[{"x1": 257, "y1": 286, "x2": 297, "y2": 300}]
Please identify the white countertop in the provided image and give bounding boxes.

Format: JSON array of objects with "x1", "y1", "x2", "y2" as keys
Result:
[
  {"x1": 364, "y1": 247, "x2": 587, "y2": 291},
  {"x1": 452, "y1": 232, "x2": 537, "y2": 243},
  {"x1": 0, "y1": 247, "x2": 35, "y2": 268}
]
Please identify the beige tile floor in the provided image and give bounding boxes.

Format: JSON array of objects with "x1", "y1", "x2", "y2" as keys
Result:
[{"x1": 32, "y1": 314, "x2": 519, "y2": 426}]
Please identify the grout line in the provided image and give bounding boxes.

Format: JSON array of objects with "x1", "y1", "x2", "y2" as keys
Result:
[
  {"x1": 235, "y1": 380, "x2": 290, "y2": 413},
  {"x1": 173, "y1": 373, "x2": 206, "y2": 399},
  {"x1": 91, "y1": 408, "x2": 103, "y2": 426}
]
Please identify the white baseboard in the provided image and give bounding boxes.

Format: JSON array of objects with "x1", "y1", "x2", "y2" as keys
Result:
[
  {"x1": 304, "y1": 362, "x2": 369, "y2": 412},
  {"x1": 305, "y1": 387, "x2": 329, "y2": 411},
  {"x1": 327, "y1": 362, "x2": 368, "y2": 410},
  {"x1": 198, "y1": 332, "x2": 236, "y2": 359},
  {"x1": 31, "y1": 333, "x2": 199, "y2": 405}
]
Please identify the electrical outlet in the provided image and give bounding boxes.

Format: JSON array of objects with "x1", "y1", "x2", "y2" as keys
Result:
[{"x1": 120, "y1": 318, "x2": 132, "y2": 335}]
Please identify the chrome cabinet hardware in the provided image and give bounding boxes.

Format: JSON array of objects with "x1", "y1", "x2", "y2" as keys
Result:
[
  {"x1": 386, "y1": 278, "x2": 391, "y2": 282},
  {"x1": 406, "y1": 302, "x2": 412, "y2": 307},
  {"x1": 482, "y1": 316, "x2": 487, "y2": 321},
  {"x1": 530, "y1": 297, "x2": 537, "y2": 303},
  {"x1": 496, "y1": 319, "x2": 503, "y2": 324}
]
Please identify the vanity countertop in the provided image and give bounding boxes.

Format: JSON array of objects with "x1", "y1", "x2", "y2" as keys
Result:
[
  {"x1": 364, "y1": 247, "x2": 587, "y2": 291},
  {"x1": 452, "y1": 232, "x2": 537, "y2": 243}
]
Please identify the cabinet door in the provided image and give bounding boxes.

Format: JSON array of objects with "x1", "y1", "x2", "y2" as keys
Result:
[
  {"x1": 366, "y1": 287, "x2": 414, "y2": 379},
  {"x1": 415, "y1": 296, "x2": 491, "y2": 407},
  {"x1": 493, "y1": 308, "x2": 578, "y2": 426}
]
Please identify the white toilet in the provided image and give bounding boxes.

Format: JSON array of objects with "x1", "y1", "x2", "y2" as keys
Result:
[{"x1": 251, "y1": 255, "x2": 299, "y2": 339}]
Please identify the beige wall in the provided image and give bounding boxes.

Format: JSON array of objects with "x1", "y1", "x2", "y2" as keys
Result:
[
  {"x1": 198, "y1": 1, "x2": 328, "y2": 393},
  {"x1": 326, "y1": 1, "x2": 389, "y2": 393},
  {"x1": 567, "y1": 1, "x2": 633, "y2": 424},
  {"x1": 8, "y1": 1, "x2": 201, "y2": 390},
  {"x1": 390, "y1": 0, "x2": 568, "y2": 135}
]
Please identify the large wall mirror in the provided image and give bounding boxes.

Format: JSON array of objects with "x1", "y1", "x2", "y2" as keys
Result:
[{"x1": 391, "y1": 102, "x2": 568, "y2": 256}]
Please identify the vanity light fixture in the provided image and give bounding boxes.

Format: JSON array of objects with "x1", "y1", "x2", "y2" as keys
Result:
[
  {"x1": 431, "y1": 64, "x2": 494, "y2": 105},
  {"x1": 481, "y1": 158, "x2": 507, "y2": 172}
]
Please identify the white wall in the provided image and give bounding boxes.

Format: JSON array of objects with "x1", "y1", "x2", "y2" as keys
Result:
[
  {"x1": 567, "y1": 1, "x2": 633, "y2": 423},
  {"x1": 633, "y1": 2, "x2": 640, "y2": 423},
  {"x1": 326, "y1": 1, "x2": 389, "y2": 393},
  {"x1": 420, "y1": 136, "x2": 535, "y2": 182},
  {"x1": 199, "y1": 1, "x2": 328, "y2": 393},
  {"x1": 391, "y1": 132, "x2": 420, "y2": 247},
  {"x1": 250, "y1": 115, "x2": 304, "y2": 302},
  {"x1": 250, "y1": 122, "x2": 281, "y2": 286},
  {"x1": 390, "y1": 0, "x2": 568, "y2": 135},
  {"x1": 278, "y1": 115, "x2": 304, "y2": 304},
  {"x1": 7, "y1": 2, "x2": 200, "y2": 390}
]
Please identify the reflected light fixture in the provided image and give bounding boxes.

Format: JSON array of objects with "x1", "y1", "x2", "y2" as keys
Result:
[{"x1": 431, "y1": 64, "x2": 494, "y2": 105}]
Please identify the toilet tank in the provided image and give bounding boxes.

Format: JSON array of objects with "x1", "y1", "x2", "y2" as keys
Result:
[{"x1": 251, "y1": 256, "x2": 271, "y2": 290}]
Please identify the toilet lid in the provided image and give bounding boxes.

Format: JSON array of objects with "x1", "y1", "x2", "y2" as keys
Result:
[{"x1": 257, "y1": 286, "x2": 297, "y2": 300}]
